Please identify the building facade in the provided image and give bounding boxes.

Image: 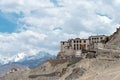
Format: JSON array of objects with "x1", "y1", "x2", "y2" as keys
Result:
[
  {"x1": 89, "y1": 35, "x2": 107, "y2": 50},
  {"x1": 70, "y1": 38, "x2": 89, "y2": 51},
  {"x1": 59, "y1": 35, "x2": 107, "y2": 57},
  {"x1": 59, "y1": 38, "x2": 89, "y2": 57},
  {"x1": 61, "y1": 38, "x2": 89, "y2": 52}
]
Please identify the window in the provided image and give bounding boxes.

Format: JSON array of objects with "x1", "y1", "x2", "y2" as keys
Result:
[
  {"x1": 77, "y1": 44, "x2": 78, "y2": 50},
  {"x1": 80, "y1": 40, "x2": 81, "y2": 43},
  {"x1": 77, "y1": 41, "x2": 78, "y2": 43},
  {"x1": 80, "y1": 46, "x2": 81, "y2": 49},
  {"x1": 84, "y1": 40, "x2": 86, "y2": 43},
  {"x1": 63, "y1": 42, "x2": 65, "y2": 45},
  {"x1": 74, "y1": 40, "x2": 75, "y2": 43},
  {"x1": 74, "y1": 44, "x2": 76, "y2": 50}
]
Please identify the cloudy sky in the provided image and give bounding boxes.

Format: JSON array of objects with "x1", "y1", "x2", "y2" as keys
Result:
[{"x1": 0, "y1": 0, "x2": 120, "y2": 57}]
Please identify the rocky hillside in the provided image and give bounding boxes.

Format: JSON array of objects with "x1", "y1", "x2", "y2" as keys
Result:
[
  {"x1": 2, "y1": 55, "x2": 120, "y2": 80},
  {"x1": 105, "y1": 27, "x2": 120, "y2": 49},
  {"x1": 0, "y1": 64, "x2": 28, "y2": 77}
]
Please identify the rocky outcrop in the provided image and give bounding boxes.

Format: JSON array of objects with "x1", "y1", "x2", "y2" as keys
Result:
[
  {"x1": 46, "y1": 59, "x2": 67, "y2": 66},
  {"x1": 65, "y1": 67, "x2": 86, "y2": 80},
  {"x1": 105, "y1": 27, "x2": 120, "y2": 49}
]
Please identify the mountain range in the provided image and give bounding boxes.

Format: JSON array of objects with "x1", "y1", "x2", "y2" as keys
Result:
[
  {"x1": 0, "y1": 51, "x2": 55, "y2": 65},
  {"x1": 13, "y1": 51, "x2": 56, "y2": 69},
  {"x1": 0, "y1": 51, "x2": 56, "y2": 77}
]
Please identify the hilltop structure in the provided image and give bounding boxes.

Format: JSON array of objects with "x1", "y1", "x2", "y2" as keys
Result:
[
  {"x1": 89, "y1": 35, "x2": 107, "y2": 50},
  {"x1": 58, "y1": 35, "x2": 107, "y2": 59}
]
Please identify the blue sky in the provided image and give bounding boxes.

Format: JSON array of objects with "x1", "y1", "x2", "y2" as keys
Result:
[
  {"x1": 0, "y1": 0, "x2": 120, "y2": 58},
  {"x1": 0, "y1": 10, "x2": 24, "y2": 33},
  {"x1": 0, "y1": 12, "x2": 17, "y2": 33}
]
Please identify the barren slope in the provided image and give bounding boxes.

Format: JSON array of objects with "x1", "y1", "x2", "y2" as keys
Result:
[{"x1": 2, "y1": 57, "x2": 120, "y2": 80}]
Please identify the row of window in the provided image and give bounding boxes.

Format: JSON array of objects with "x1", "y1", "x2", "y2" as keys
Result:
[
  {"x1": 92, "y1": 41, "x2": 100, "y2": 43},
  {"x1": 73, "y1": 44, "x2": 86, "y2": 50},
  {"x1": 73, "y1": 40, "x2": 86, "y2": 43},
  {"x1": 62, "y1": 37, "x2": 104, "y2": 45},
  {"x1": 90, "y1": 37, "x2": 103, "y2": 40}
]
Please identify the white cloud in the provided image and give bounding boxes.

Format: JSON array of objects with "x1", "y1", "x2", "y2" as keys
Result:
[
  {"x1": 0, "y1": 0, "x2": 120, "y2": 57},
  {"x1": 0, "y1": 0, "x2": 54, "y2": 13},
  {"x1": 97, "y1": 15, "x2": 112, "y2": 24},
  {"x1": 0, "y1": 30, "x2": 47, "y2": 56},
  {"x1": 114, "y1": 0, "x2": 120, "y2": 4}
]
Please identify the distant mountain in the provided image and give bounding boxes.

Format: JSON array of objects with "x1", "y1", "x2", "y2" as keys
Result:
[
  {"x1": 13, "y1": 51, "x2": 56, "y2": 69},
  {"x1": 0, "y1": 53, "x2": 26, "y2": 64},
  {"x1": 0, "y1": 51, "x2": 55, "y2": 77},
  {"x1": 22, "y1": 51, "x2": 55, "y2": 61},
  {"x1": 0, "y1": 51, "x2": 56, "y2": 69}
]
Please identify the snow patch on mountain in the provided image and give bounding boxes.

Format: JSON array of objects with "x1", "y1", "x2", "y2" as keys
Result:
[
  {"x1": 13, "y1": 52, "x2": 26, "y2": 62},
  {"x1": 0, "y1": 53, "x2": 26, "y2": 64},
  {"x1": 0, "y1": 51, "x2": 55, "y2": 65}
]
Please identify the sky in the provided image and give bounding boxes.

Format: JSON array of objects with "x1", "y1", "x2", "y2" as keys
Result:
[{"x1": 0, "y1": 0, "x2": 120, "y2": 57}]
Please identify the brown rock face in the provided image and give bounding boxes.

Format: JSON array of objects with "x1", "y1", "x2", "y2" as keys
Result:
[{"x1": 105, "y1": 27, "x2": 120, "y2": 49}]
